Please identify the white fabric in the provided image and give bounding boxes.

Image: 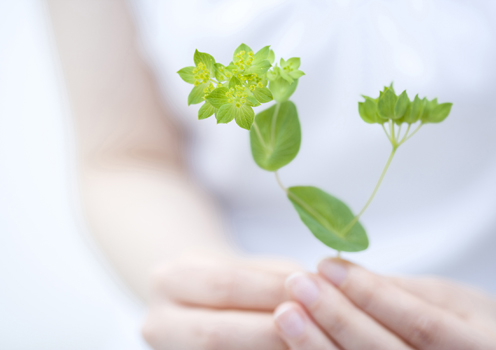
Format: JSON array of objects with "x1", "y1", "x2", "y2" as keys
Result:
[
  {"x1": 129, "y1": 0, "x2": 496, "y2": 290},
  {"x1": 0, "y1": 1, "x2": 149, "y2": 349}
]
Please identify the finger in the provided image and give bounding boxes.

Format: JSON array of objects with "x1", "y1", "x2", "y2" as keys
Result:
[
  {"x1": 318, "y1": 259, "x2": 489, "y2": 350},
  {"x1": 389, "y1": 276, "x2": 496, "y2": 318},
  {"x1": 142, "y1": 304, "x2": 287, "y2": 350},
  {"x1": 274, "y1": 302, "x2": 338, "y2": 350},
  {"x1": 152, "y1": 258, "x2": 292, "y2": 310},
  {"x1": 285, "y1": 272, "x2": 411, "y2": 350}
]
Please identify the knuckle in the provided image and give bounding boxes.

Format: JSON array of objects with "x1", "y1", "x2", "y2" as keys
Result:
[
  {"x1": 197, "y1": 322, "x2": 230, "y2": 350},
  {"x1": 203, "y1": 268, "x2": 238, "y2": 306},
  {"x1": 353, "y1": 277, "x2": 383, "y2": 312},
  {"x1": 150, "y1": 263, "x2": 178, "y2": 296},
  {"x1": 407, "y1": 313, "x2": 439, "y2": 348},
  {"x1": 340, "y1": 270, "x2": 386, "y2": 313},
  {"x1": 325, "y1": 311, "x2": 349, "y2": 337}
]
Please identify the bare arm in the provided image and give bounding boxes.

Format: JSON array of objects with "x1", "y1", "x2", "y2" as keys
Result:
[{"x1": 45, "y1": 0, "x2": 233, "y2": 300}]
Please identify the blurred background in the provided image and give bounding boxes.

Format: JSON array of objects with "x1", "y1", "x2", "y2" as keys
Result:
[{"x1": 1, "y1": 0, "x2": 496, "y2": 349}]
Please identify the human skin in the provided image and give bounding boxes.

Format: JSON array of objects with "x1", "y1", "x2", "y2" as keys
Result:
[
  {"x1": 45, "y1": 1, "x2": 496, "y2": 349},
  {"x1": 275, "y1": 258, "x2": 496, "y2": 350}
]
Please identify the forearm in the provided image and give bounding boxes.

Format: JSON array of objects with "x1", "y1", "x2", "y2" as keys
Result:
[
  {"x1": 81, "y1": 162, "x2": 232, "y2": 300},
  {"x1": 46, "y1": 0, "x2": 233, "y2": 300}
]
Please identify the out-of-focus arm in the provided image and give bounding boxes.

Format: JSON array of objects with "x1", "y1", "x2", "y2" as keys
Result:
[{"x1": 45, "y1": 0, "x2": 233, "y2": 300}]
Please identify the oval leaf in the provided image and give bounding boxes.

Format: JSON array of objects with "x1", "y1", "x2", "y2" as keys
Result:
[
  {"x1": 198, "y1": 101, "x2": 215, "y2": 120},
  {"x1": 287, "y1": 186, "x2": 369, "y2": 252},
  {"x1": 358, "y1": 97, "x2": 379, "y2": 124},
  {"x1": 254, "y1": 46, "x2": 270, "y2": 62},
  {"x1": 233, "y1": 43, "x2": 253, "y2": 60},
  {"x1": 177, "y1": 66, "x2": 195, "y2": 84},
  {"x1": 235, "y1": 104, "x2": 255, "y2": 130},
  {"x1": 378, "y1": 88, "x2": 398, "y2": 119},
  {"x1": 269, "y1": 78, "x2": 298, "y2": 102},
  {"x1": 428, "y1": 102, "x2": 452, "y2": 123},
  {"x1": 403, "y1": 94, "x2": 423, "y2": 123},
  {"x1": 250, "y1": 101, "x2": 301, "y2": 171},
  {"x1": 188, "y1": 83, "x2": 208, "y2": 105},
  {"x1": 206, "y1": 87, "x2": 229, "y2": 108},
  {"x1": 216, "y1": 104, "x2": 235, "y2": 124},
  {"x1": 394, "y1": 90, "x2": 409, "y2": 119},
  {"x1": 193, "y1": 50, "x2": 215, "y2": 72},
  {"x1": 252, "y1": 87, "x2": 273, "y2": 103}
]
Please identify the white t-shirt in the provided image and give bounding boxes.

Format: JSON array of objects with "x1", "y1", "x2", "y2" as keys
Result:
[{"x1": 129, "y1": 0, "x2": 496, "y2": 291}]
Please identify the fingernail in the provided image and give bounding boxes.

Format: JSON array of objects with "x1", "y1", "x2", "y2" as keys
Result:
[
  {"x1": 318, "y1": 259, "x2": 348, "y2": 286},
  {"x1": 274, "y1": 304, "x2": 305, "y2": 338},
  {"x1": 285, "y1": 272, "x2": 319, "y2": 306}
]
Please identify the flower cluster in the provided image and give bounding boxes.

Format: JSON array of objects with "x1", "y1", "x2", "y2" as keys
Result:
[
  {"x1": 359, "y1": 84, "x2": 453, "y2": 148},
  {"x1": 177, "y1": 44, "x2": 304, "y2": 130},
  {"x1": 359, "y1": 84, "x2": 453, "y2": 125}
]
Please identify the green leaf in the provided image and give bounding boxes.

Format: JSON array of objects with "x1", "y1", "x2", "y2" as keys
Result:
[
  {"x1": 177, "y1": 66, "x2": 196, "y2": 84},
  {"x1": 193, "y1": 50, "x2": 215, "y2": 72},
  {"x1": 188, "y1": 83, "x2": 208, "y2": 105},
  {"x1": 267, "y1": 49, "x2": 275, "y2": 64},
  {"x1": 229, "y1": 76, "x2": 242, "y2": 89},
  {"x1": 358, "y1": 97, "x2": 379, "y2": 124},
  {"x1": 254, "y1": 46, "x2": 270, "y2": 62},
  {"x1": 427, "y1": 102, "x2": 452, "y2": 123},
  {"x1": 419, "y1": 97, "x2": 431, "y2": 123},
  {"x1": 250, "y1": 101, "x2": 301, "y2": 171},
  {"x1": 205, "y1": 87, "x2": 230, "y2": 108},
  {"x1": 233, "y1": 43, "x2": 253, "y2": 60},
  {"x1": 198, "y1": 102, "x2": 216, "y2": 120},
  {"x1": 214, "y1": 63, "x2": 226, "y2": 81},
  {"x1": 378, "y1": 88, "x2": 398, "y2": 119},
  {"x1": 245, "y1": 60, "x2": 272, "y2": 76},
  {"x1": 252, "y1": 87, "x2": 273, "y2": 103},
  {"x1": 279, "y1": 69, "x2": 294, "y2": 83},
  {"x1": 269, "y1": 78, "x2": 298, "y2": 102},
  {"x1": 235, "y1": 104, "x2": 255, "y2": 130},
  {"x1": 287, "y1": 186, "x2": 369, "y2": 252},
  {"x1": 286, "y1": 57, "x2": 301, "y2": 69},
  {"x1": 394, "y1": 90, "x2": 410, "y2": 119},
  {"x1": 246, "y1": 95, "x2": 261, "y2": 107},
  {"x1": 215, "y1": 103, "x2": 236, "y2": 124},
  {"x1": 403, "y1": 94, "x2": 423, "y2": 124},
  {"x1": 289, "y1": 70, "x2": 305, "y2": 79}
]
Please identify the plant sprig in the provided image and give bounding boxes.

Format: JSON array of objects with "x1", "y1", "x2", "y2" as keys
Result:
[{"x1": 178, "y1": 44, "x2": 453, "y2": 254}]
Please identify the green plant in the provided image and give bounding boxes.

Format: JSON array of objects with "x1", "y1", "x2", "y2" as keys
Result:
[{"x1": 178, "y1": 44, "x2": 453, "y2": 254}]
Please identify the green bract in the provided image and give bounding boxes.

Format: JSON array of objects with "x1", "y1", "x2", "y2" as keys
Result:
[
  {"x1": 179, "y1": 46, "x2": 453, "y2": 256},
  {"x1": 359, "y1": 84, "x2": 453, "y2": 127}
]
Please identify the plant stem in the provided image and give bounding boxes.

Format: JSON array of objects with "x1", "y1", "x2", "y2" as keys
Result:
[
  {"x1": 401, "y1": 123, "x2": 423, "y2": 144},
  {"x1": 274, "y1": 171, "x2": 288, "y2": 194},
  {"x1": 341, "y1": 146, "x2": 397, "y2": 235}
]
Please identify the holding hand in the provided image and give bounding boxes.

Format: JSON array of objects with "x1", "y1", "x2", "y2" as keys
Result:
[
  {"x1": 275, "y1": 259, "x2": 496, "y2": 350},
  {"x1": 142, "y1": 252, "x2": 301, "y2": 350}
]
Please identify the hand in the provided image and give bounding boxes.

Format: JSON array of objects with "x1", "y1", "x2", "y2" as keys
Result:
[
  {"x1": 274, "y1": 258, "x2": 496, "y2": 350},
  {"x1": 142, "y1": 251, "x2": 301, "y2": 350}
]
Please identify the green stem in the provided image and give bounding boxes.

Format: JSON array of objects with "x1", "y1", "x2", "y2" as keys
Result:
[
  {"x1": 401, "y1": 123, "x2": 423, "y2": 144},
  {"x1": 381, "y1": 124, "x2": 392, "y2": 143},
  {"x1": 274, "y1": 171, "x2": 287, "y2": 194},
  {"x1": 341, "y1": 146, "x2": 397, "y2": 235},
  {"x1": 399, "y1": 123, "x2": 412, "y2": 144}
]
